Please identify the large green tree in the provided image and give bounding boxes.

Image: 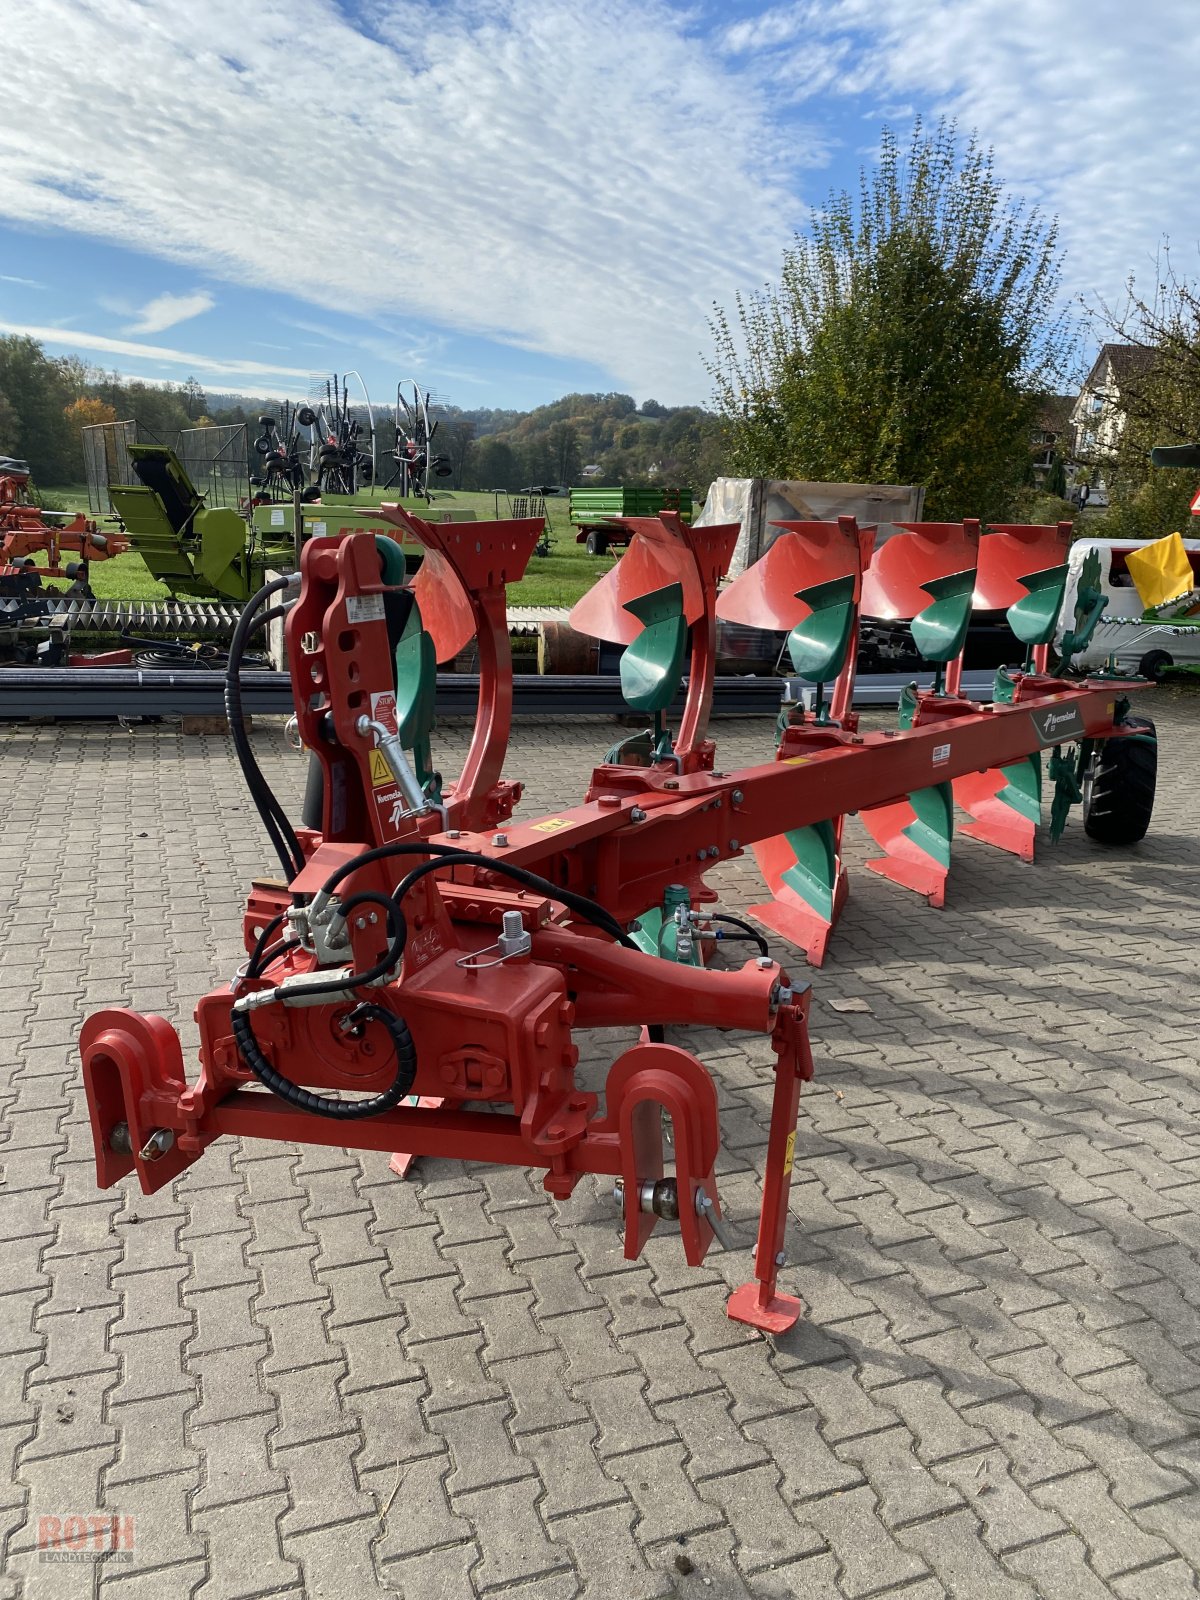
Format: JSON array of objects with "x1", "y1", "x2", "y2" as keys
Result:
[
  {"x1": 0, "y1": 336, "x2": 75, "y2": 481},
  {"x1": 707, "y1": 120, "x2": 1074, "y2": 520}
]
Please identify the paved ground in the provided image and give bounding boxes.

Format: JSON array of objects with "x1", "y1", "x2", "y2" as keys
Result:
[{"x1": 1, "y1": 694, "x2": 1199, "y2": 1599}]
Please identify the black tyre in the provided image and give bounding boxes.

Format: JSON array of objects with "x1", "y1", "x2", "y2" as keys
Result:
[
  {"x1": 1137, "y1": 648, "x2": 1173, "y2": 682},
  {"x1": 585, "y1": 530, "x2": 607, "y2": 556},
  {"x1": 1083, "y1": 715, "x2": 1157, "y2": 846}
]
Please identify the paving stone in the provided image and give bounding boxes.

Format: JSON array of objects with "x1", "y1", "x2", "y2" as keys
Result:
[
  {"x1": 1032, "y1": 1469, "x2": 1173, "y2": 1578},
  {"x1": 438, "y1": 1399, "x2": 535, "y2": 1495},
  {"x1": 192, "y1": 1491, "x2": 302, "y2": 1598},
  {"x1": 604, "y1": 1441, "x2": 723, "y2": 1544},
  {"x1": 552, "y1": 1500, "x2": 671, "y2": 1599}
]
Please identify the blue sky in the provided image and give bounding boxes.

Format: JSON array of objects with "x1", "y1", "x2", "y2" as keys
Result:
[{"x1": 1, "y1": 0, "x2": 1196, "y2": 413}]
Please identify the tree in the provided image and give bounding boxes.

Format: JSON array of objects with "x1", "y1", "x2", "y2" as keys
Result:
[
  {"x1": 0, "y1": 336, "x2": 76, "y2": 481},
  {"x1": 1086, "y1": 244, "x2": 1200, "y2": 540},
  {"x1": 64, "y1": 396, "x2": 119, "y2": 432},
  {"x1": 707, "y1": 119, "x2": 1075, "y2": 520}
]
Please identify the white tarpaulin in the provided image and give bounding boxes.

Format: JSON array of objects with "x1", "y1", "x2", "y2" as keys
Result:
[{"x1": 695, "y1": 478, "x2": 926, "y2": 578}]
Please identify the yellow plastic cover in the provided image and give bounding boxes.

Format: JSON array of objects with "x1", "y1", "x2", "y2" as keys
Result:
[{"x1": 1125, "y1": 531, "x2": 1195, "y2": 610}]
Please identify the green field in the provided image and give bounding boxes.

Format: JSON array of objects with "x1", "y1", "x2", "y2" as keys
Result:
[{"x1": 39, "y1": 486, "x2": 618, "y2": 609}]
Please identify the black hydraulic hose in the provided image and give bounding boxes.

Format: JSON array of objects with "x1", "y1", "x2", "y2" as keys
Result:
[
  {"x1": 231, "y1": 1005, "x2": 416, "y2": 1120},
  {"x1": 232, "y1": 896, "x2": 415, "y2": 1119},
  {"x1": 226, "y1": 577, "x2": 304, "y2": 881},
  {"x1": 709, "y1": 913, "x2": 770, "y2": 959}
]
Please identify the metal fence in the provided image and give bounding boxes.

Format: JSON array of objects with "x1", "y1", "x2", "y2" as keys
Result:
[
  {"x1": 81, "y1": 419, "x2": 137, "y2": 515},
  {"x1": 177, "y1": 424, "x2": 249, "y2": 509}
]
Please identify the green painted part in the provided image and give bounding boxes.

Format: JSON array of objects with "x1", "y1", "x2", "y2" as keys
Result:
[
  {"x1": 657, "y1": 884, "x2": 700, "y2": 965},
  {"x1": 779, "y1": 820, "x2": 838, "y2": 921},
  {"x1": 897, "y1": 681, "x2": 919, "y2": 730},
  {"x1": 1048, "y1": 744, "x2": 1084, "y2": 842},
  {"x1": 628, "y1": 909, "x2": 661, "y2": 958},
  {"x1": 195, "y1": 508, "x2": 255, "y2": 600},
  {"x1": 1056, "y1": 548, "x2": 1107, "y2": 673},
  {"x1": 620, "y1": 581, "x2": 688, "y2": 714},
  {"x1": 992, "y1": 665, "x2": 1017, "y2": 705},
  {"x1": 910, "y1": 568, "x2": 977, "y2": 664},
  {"x1": 1007, "y1": 564, "x2": 1070, "y2": 647},
  {"x1": 995, "y1": 753, "x2": 1043, "y2": 824},
  {"x1": 392, "y1": 595, "x2": 438, "y2": 793},
  {"x1": 374, "y1": 534, "x2": 408, "y2": 585},
  {"x1": 902, "y1": 783, "x2": 954, "y2": 868},
  {"x1": 787, "y1": 574, "x2": 858, "y2": 683}
]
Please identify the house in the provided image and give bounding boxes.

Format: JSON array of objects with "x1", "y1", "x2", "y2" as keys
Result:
[
  {"x1": 1031, "y1": 394, "x2": 1074, "y2": 478},
  {"x1": 1069, "y1": 344, "x2": 1155, "y2": 463}
]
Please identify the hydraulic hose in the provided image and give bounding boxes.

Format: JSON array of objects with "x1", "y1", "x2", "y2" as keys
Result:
[
  {"x1": 226, "y1": 577, "x2": 305, "y2": 882},
  {"x1": 231, "y1": 1005, "x2": 416, "y2": 1120},
  {"x1": 709, "y1": 913, "x2": 770, "y2": 959}
]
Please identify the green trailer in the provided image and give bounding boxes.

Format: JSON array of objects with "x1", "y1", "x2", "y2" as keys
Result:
[{"x1": 568, "y1": 485, "x2": 693, "y2": 555}]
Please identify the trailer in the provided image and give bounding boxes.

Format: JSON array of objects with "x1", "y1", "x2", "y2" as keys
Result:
[{"x1": 569, "y1": 485, "x2": 692, "y2": 554}]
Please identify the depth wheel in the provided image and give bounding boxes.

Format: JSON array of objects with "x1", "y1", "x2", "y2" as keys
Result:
[{"x1": 1083, "y1": 715, "x2": 1157, "y2": 846}]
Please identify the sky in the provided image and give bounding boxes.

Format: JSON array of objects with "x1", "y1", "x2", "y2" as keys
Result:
[{"x1": 0, "y1": 0, "x2": 1197, "y2": 413}]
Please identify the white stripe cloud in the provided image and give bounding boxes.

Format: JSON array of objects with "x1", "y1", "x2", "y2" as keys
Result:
[
  {"x1": 125, "y1": 290, "x2": 215, "y2": 335},
  {"x1": 0, "y1": 321, "x2": 312, "y2": 383}
]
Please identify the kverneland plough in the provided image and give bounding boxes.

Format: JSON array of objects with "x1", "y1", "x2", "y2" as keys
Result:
[{"x1": 80, "y1": 507, "x2": 1156, "y2": 1333}]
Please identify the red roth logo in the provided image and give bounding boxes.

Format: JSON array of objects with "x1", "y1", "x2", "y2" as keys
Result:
[{"x1": 38, "y1": 1514, "x2": 135, "y2": 1562}]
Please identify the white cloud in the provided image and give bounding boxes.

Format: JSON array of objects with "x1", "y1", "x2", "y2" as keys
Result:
[
  {"x1": 0, "y1": 320, "x2": 312, "y2": 383},
  {"x1": 124, "y1": 290, "x2": 215, "y2": 335},
  {"x1": 0, "y1": 273, "x2": 47, "y2": 289},
  {"x1": 726, "y1": 0, "x2": 1200, "y2": 324},
  {"x1": 0, "y1": 0, "x2": 805, "y2": 403}
]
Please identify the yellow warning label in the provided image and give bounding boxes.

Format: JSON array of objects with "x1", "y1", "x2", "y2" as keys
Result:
[
  {"x1": 369, "y1": 750, "x2": 392, "y2": 788},
  {"x1": 782, "y1": 756, "x2": 811, "y2": 766},
  {"x1": 531, "y1": 817, "x2": 574, "y2": 832},
  {"x1": 782, "y1": 1130, "x2": 796, "y2": 1176}
]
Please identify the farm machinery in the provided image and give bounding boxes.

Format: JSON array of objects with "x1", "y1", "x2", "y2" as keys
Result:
[
  {"x1": 1, "y1": 455, "x2": 127, "y2": 595},
  {"x1": 79, "y1": 506, "x2": 1156, "y2": 1333}
]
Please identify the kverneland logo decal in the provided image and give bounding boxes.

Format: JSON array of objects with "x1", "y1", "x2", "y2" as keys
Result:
[{"x1": 1029, "y1": 704, "x2": 1086, "y2": 744}]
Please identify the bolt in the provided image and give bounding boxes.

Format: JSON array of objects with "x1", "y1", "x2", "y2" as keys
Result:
[
  {"x1": 492, "y1": 832, "x2": 509, "y2": 847},
  {"x1": 697, "y1": 848, "x2": 708, "y2": 861},
  {"x1": 731, "y1": 789, "x2": 744, "y2": 804},
  {"x1": 138, "y1": 1128, "x2": 175, "y2": 1162},
  {"x1": 709, "y1": 844, "x2": 719, "y2": 857},
  {"x1": 369, "y1": 912, "x2": 379, "y2": 925},
  {"x1": 756, "y1": 956, "x2": 773, "y2": 970},
  {"x1": 355, "y1": 916, "x2": 366, "y2": 929},
  {"x1": 775, "y1": 1251, "x2": 787, "y2": 1266},
  {"x1": 630, "y1": 807, "x2": 647, "y2": 823},
  {"x1": 109, "y1": 1122, "x2": 132, "y2": 1156},
  {"x1": 729, "y1": 838, "x2": 740, "y2": 851},
  {"x1": 446, "y1": 828, "x2": 462, "y2": 839},
  {"x1": 664, "y1": 779, "x2": 679, "y2": 790}
]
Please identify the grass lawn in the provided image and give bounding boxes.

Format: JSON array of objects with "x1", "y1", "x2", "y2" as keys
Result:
[{"x1": 39, "y1": 486, "x2": 618, "y2": 609}]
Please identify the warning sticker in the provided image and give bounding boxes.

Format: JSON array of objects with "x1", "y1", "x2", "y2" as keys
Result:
[
  {"x1": 348, "y1": 594, "x2": 386, "y2": 625},
  {"x1": 531, "y1": 817, "x2": 573, "y2": 833},
  {"x1": 369, "y1": 750, "x2": 392, "y2": 788},
  {"x1": 932, "y1": 742, "x2": 951, "y2": 765},
  {"x1": 369, "y1": 690, "x2": 399, "y2": 736},
  {"x1": 270, "y1": 508, "x2": 285, "y2": 527},
  {"x1": 310, "y1": 520, "x2": 327, "y2": 537},
  {"x1": 782, "y1": 756, "x2": 811, "y2": 766},
  {"x1": 782, "y1": 1130, "x2": 796, "y2": 1176}
]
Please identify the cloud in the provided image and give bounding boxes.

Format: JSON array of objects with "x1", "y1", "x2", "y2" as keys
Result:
[
  {"x1": 123, "y1": 290, "x2": 215, "y2": 335},
  {"x1": 0, "y1": 320, "x2": 312, "y2": 383},
  {"x1": 723, "y1": 0, "x2": 1200, "y2": 320},
  {"x1": 0, "y1": 273, "x2": 47, "y2": 289},
  {"x1": 0, "y1": 0, "x2": 805, "y2": 403}
]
